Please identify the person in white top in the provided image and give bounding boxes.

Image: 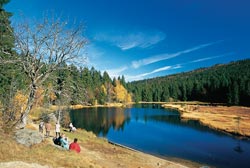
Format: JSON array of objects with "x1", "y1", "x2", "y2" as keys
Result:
[
  {"x1": 72, "y1": 126, "x2": 77, "y2": 132},
  {"x1": 39, "y1": 121, "x2": 44, "y2": 134},
  {"x1": 69, "y1": 122, "x2": 73, "y2": 132},
  {"x1": 55, "y1": 122, "x2": 60, "y2": 138}
]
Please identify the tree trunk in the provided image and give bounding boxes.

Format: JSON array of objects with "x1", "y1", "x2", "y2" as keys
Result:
[{"x1": 17, "y1": 83, "x2": 37, "y2": 128}]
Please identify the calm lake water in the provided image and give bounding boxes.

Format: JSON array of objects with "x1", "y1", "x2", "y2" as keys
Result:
[{"x1": 70, "y1": 104, "x2": 250, "y2": 168}]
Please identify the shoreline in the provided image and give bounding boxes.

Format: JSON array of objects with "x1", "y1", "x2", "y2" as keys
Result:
[
  {"x1": 31, "y1": 101, "x2": 250, "y2": 167},
  {"x1": 70, "y1": 101, "x2": 250, "y2": 138},
  {"x1": 33, "y1": 122, "x2": 203, "y2": 168},
  {"x1": 70, "y1": 101, "x2": 250, "y2": 139},
  {"x1": 1, "y1": 121, "x2": 198, "y2": 168},
  {"x1": 68, "y1": 102, "x2": 212, "y2": 168},
  {"x1": 162, "y1": 102, "x2": 250, "y2": 138},
  {"x1": 107, "y1": 140, "x2": 205, "y2": 168}
]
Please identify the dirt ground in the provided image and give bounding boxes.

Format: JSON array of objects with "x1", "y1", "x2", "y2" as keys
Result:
[
  {"x1": 77, "y1": 141, "x2": 188, "y2": 168},
  {"x1": 162, "y1": 103, "x2": 250, "y2": 137}
]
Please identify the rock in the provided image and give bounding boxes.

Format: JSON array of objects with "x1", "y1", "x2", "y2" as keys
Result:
[{"x1": 15, "y1": 128, "x2": 44, "y2": 147}]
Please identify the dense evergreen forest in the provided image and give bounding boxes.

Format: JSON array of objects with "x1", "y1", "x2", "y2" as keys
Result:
[
  {"x1": 1, "y1": 0, "x2": 250, "y2": 122},
  {"x1": 127, "y1": 59, "x2": 250, "y2": 106}
]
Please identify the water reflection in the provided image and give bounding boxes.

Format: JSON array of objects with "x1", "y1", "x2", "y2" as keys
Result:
[
  {"x1": 70, "y1": 105, "x2": 181, "y2": 135},
  {"x1": 70, "y1": 104, "x2": 250, "y2": 168},
  {"x1": 71, "y1": 105, "x2": 222, "y2": 137},
  {"x1": 70, "y1": 107, "x2": 131, "y2": 136}
]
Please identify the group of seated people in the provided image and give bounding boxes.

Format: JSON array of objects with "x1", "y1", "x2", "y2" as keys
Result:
[{"x1": 53, "y1": 134, "x2": 81, "y2": 153}]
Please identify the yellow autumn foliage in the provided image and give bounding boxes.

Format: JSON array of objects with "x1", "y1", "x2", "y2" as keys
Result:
[
  {"x1": 125, "y1": 93, "x2": 132, "y2": 103},
  {"x1": 13, "y1": 91, "x2": 28, "y2": 114},
  {"x1": 101, "y1": 84, "x2": 107, "y2": 95},
  {"x1": 114, "y1": 80, "x2": 132, "y2": 103},
  {"x1": 34, "y1": 87, "x2": 44, "y2": 106}
]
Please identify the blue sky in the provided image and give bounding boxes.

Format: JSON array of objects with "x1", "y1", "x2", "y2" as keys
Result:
[{"x1": 6, "y1": 0, "x2": 250, "y2": 81}]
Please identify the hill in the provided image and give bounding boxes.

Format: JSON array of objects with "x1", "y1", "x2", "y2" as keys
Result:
[{"x1": 127, "y1": 59, "x2": 250, "y2": 106}]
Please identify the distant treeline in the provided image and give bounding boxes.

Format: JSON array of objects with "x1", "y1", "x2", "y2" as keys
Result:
[
  {"x1": 1, "y1": 0, "x2": 250, "y2": 108},
  {"x1": 127, "y1": 59, "x2": 250, "y2": 106}
]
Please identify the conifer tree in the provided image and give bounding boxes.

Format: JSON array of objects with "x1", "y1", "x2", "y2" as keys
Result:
[
  {"x1": 0, "y1": 0, "x2": 24, "y2": 127},
  {"x1": 0, "y1": 0, "x2": 14, "y2": 58}
]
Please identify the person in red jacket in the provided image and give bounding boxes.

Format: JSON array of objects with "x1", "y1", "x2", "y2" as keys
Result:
[{"x1": 69, "y1": 138, "x2": 81, "y2": 153}]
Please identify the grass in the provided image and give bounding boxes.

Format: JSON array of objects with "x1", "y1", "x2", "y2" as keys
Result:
[
  {"x1": 163, "y1": 103, "x2": 250, "y2": 137},
  {"x1": 0, "y1": 128, "x2": 98, "y2": 168},
  {"x1": 0, "y1": 126, "x2": 202, "y2": 168},
  {"x1": 0, "y1": 104, "x2": 98, "y2": 167}
]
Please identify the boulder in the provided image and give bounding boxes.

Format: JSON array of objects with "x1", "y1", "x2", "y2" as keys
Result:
[{"x1": 15, "y1": 128, "x2": 44, "y2": 147}]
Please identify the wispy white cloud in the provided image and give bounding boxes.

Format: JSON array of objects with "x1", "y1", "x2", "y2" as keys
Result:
[
  {"x1": 131, "y1": 41, "x2": 222, "y2": 69},
  {"x1": 94, "y1": 29, "x2": 166, "y2": 50},
  {"x1": 140, "y1": 64, "x2": 182, "y2": 77},
  {"x1": 127, "y1": 52, "x2": 232, "y2": 81},
  {"x1": 126, "y1": 64, "x2": 181, "y2": 81},
  {"x1": 103, "y1": 66, "x2": 128, "y2": 79},
  {"x1": 188, "y1": 53, "x2": 234, "y2": 63}
]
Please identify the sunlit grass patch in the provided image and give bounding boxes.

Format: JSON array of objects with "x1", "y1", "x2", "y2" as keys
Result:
[{"x1": 0, "y1": 130, "x2": 93, "y2": 168}]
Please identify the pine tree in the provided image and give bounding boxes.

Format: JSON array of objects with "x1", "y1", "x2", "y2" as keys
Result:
[
  {"x1": 0, "y1": 0, "x2": 14, "y2": 58},
  {"x1": 0, "y1": 0, "x2": 27, "y2": 127},
  {"x1": 161, "y1": 85, "x2": 169, "y2": 102},
  {"x1": 0, "y1": 0, "x2": 14, "y2": 94}
]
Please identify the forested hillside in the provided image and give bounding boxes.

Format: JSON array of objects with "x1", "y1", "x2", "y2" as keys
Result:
[{"x1": 127, "y1": 59, "x2": 250, "y2": 106}]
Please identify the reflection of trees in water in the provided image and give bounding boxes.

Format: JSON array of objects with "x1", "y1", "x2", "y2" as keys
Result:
[
  {"x1": 70, "y1": 107, "x2": 131, "y2": 136},
  {"x1": 71, "y1": 106, "x2": 240, "y2": 138}
]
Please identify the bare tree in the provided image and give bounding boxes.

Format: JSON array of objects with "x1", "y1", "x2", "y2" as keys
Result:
[{"x1": 13, "y1": 16, "x2": 87, "y2": 127}]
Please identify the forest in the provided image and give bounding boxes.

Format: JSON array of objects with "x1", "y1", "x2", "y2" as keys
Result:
[
  {"x1": 0, "y1": 0, "x2": 132, "y2": 128},
  {"x1": 1, "y1": 0, "x2": 250, "y2": 130},
  {"x1": 127, "y1": 59, "x2": 250, "y2": 106}
]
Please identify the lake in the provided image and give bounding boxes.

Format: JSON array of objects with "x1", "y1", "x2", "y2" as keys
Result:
[{"x1": 70, "y1": 104, "x2": 250, "y2": 168}]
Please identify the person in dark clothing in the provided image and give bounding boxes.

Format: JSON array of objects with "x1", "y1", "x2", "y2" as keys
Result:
[{"x1": 53, "y1": 136, "x2": 62, "y2": 146}]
